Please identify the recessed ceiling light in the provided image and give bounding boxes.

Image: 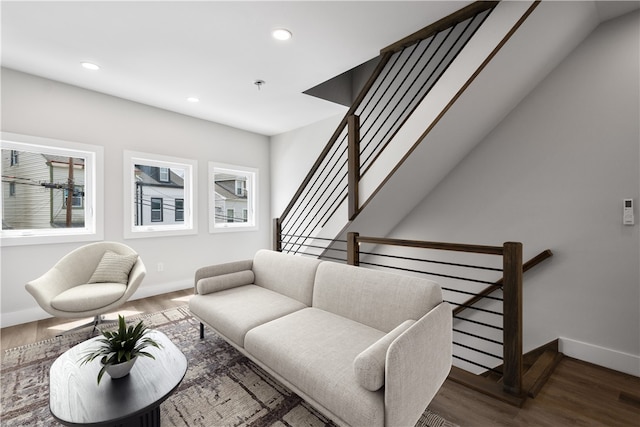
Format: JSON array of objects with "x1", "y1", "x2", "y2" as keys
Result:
[
  {"x1": 80, "y1": 62, "x2": 100, "y2": 71},
  {"x1": 272, "y1": 28, "x2": 292, "y2": 41},
  {"x1": 187, "y1": 97, "x2": 200, "y2": 103}
]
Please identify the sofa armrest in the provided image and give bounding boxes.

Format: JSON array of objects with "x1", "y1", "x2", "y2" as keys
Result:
[
  {"x1": 384, "y1": 302, "x2": 452, "y2": 427},
  {"x1": 194, "y1": 259, "x2": 253, "y2": 294}
]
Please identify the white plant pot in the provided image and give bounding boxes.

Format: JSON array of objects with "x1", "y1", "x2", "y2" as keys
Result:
[{"x1": 105, "y1": 357, "x2": 137, "y2": 379}]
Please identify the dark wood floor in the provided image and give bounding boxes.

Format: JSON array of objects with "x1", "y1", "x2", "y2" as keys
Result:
[{"x1": 2, "y1": 289, "x2": 639, "y2": 426}]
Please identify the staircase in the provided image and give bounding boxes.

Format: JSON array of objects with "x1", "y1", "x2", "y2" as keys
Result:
[{"x1": 273, "y1": 0, "x2": 598, "y2": 405}]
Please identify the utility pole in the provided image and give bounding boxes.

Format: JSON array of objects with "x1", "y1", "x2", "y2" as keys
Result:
[{"x1": 66, "y1": 157, "x2": 74, "y2": 227}]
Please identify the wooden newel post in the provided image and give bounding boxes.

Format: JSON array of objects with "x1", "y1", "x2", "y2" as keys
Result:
[
  {"x1": 348, "y1": 115, "x2": 361, "y2": 221},
  {"x1": 502, "y1": 241, "x2": 523, "y2": 396},
  {"x1": 273, "y1": 218, "x2": 282, "y2": 252},
  {"x1": 347, "y1": 232, "x2": 360, "y2": 266}
]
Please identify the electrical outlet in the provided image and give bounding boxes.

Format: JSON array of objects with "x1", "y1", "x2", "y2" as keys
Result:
[{"x1": 157, "y1": 262, "x2": 164, "y2": 272}]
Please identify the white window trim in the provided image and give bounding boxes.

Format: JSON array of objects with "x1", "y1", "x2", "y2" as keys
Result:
[
  {"x1": 209, "y1": 162, "x2": 258, "y2": 233},
  {"x1": 0, "y1": 132, "x2": 104, "y2": 247},
  {"x1": 124, "y1": 150, "x2": 197, "y2": 239}
]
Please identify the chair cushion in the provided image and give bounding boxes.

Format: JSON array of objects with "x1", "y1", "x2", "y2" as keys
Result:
[
  {"x1": 51, "y1": 283, "x2": 127, "y2": 312},
  {"x1": 353, "y1": 319, "x2": 416, "y2": 391},
  {"x1": 88, "y1": 250, "x2": 138, "y2": 284}
]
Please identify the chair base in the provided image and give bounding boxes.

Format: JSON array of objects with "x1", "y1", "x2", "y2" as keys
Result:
[{"x1": 55, "y1": 315, "x2": 115, "y2": 338}]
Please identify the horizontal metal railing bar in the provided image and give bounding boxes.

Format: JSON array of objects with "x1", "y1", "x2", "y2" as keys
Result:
[
  {"x1": 317, "y1": 255, "x2": 348, "y2": 263},
  {"x1": 280, "y1": 234, "x2": 347, "y2": 243},
  {"x1": 279, "y1": 242, "x2": 348, "y2": 254},
  {"x1": 453, "y1": 342, "x2": 503, "y2": 360},
  {"x1": 281, "y1": 250, "x2": 346, "y2": 263},
  {"x1": 453, "y1": 316, "x2": 503, "y2": 331},
  {"x1": 452, "y1": 354, "x2": 503, "y2": 375},
  {"x1": 358, "y1": 250, "x2": 503, "y2": 272},
  {"x1": 446, "y1": 302, "x2": 503, "y2": 316},
  {"x1": 453, "y1": 328, "x2": 503, "y2": 346},
  {"x1": 359, "y1": 261, "x2": 499, "y2": 286},
  {"x1": 442, "y1": 288, "x2": 503, "y2": 301}
]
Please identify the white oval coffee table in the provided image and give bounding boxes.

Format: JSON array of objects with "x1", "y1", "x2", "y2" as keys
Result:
[{"x1": 49, "y1": 330, "x2": 187, "y2": 426}]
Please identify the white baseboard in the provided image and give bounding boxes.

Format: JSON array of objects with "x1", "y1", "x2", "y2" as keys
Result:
[
  {"x1": 559, "y1": 337, "x2": 640, "y2": 377},
  {"x1": 0, "y1": 279, "x2": 192, "y2": 328}
]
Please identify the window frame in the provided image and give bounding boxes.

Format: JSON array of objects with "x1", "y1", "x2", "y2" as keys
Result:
[
  {"x1": 209, "y1": 162, "x2": 258, "y2": 233},
  {"x1": 123, "y1": 150, "x2": 197, "y2": 239},
  {"x1": 0, "y1": 132, "x2": 104, "y2": 247}
]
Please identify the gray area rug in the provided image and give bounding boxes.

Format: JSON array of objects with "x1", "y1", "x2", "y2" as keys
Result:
[{"x1": 1, "y1": 306, "x2": 457, "y2": 427}]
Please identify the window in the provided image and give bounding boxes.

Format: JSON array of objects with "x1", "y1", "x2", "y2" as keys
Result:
[
  {"x1": 151, "y1": 198, "x2": 163, "y2": 222},
  {"x1": 175, "y1": 198, "x2": 184, "y2": 222},
  {"x1": 1, "y1": 132, "x2": 104, "y2": 246},
  {"x1": 159, "y1": 167, "x2": 169, "y2": 182},
  {"x1": 124, "y1": 150, "x2": 197, "y2": 238},
  {"x1": 209, "y1": 162, "x2": 257, "y2": 232}
]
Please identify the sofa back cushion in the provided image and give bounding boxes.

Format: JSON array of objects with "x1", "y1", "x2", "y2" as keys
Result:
[
  {"x1": 313, "y1": 262, "x2": 443, "y2": 332},
  {"x1": 252, "y1": 250, "x2": 322, "y2": 306}
]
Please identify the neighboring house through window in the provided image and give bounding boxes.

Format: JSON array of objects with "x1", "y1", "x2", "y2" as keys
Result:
[
  {"x1": 209, "y1": 162, "x2": 258, "y2": 232},
  {"x1": 124, "y1": 151, "x2": 197, "y2": 239},
  {"x1": 1, "y1": 132, "x2": 103, "y2": 246}
]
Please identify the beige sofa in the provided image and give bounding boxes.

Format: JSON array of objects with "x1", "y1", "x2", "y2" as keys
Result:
[{"x1": 189, "y1": 249, "x2": 452, "y2": 427}]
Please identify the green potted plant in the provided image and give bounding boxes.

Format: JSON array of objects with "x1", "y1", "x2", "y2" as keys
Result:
[{"x1": 80, "y1": 315, "x2": 162, "y2": 384}]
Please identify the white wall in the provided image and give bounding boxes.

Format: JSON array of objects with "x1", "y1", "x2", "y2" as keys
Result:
[
  {"x1": 1, "y1": 69, "x2": 271, "y2": 326},
  {"x1": 387, "y1": 11, "x2": 640, "y2": 375},
  {"x1": 270, "y1": 113, "x2": 344, "y2": 219}
]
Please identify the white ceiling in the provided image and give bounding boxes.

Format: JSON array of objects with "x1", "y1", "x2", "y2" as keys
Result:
[
  {"x1": 2, "y1": 1, "x2": 637, "y2": 137},
  {"x1": 1, "y1": 1, "x2": 478, "y2": 136}
]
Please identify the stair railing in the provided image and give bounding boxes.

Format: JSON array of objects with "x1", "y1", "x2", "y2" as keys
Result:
[
  {"x1": 274, "y1": 2, "x2": 498, "y2": 255},
  {"x1": 346, "y1": 232, "x2": 526, "y2": 398}
]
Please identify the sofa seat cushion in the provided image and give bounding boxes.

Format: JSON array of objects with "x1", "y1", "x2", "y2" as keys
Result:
[
  {"x1": 51, "y1": 283, "x2": 127, "y2": 312},
  {"x1": 189, "y1": 285, "x2": 306, "y2": 348},
  {"x1": 244, "y1": 308, "x2": 386, "y2": 427}
]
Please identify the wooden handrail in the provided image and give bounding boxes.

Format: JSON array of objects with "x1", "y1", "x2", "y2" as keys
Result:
[
  {"x1": 381, "y1": 1, "x2": 499, "y2": 54},
  {"x1": 355, "y1": 235, "x2": 504, "y2": 255},
  {"x1": 453, "y1": 249, "x2": 553, "y2": 316}
]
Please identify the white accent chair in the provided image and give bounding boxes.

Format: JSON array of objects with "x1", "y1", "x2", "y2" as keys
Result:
[{"x1": 26, "y1": 241, "x2": 145, "y2": 335}]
